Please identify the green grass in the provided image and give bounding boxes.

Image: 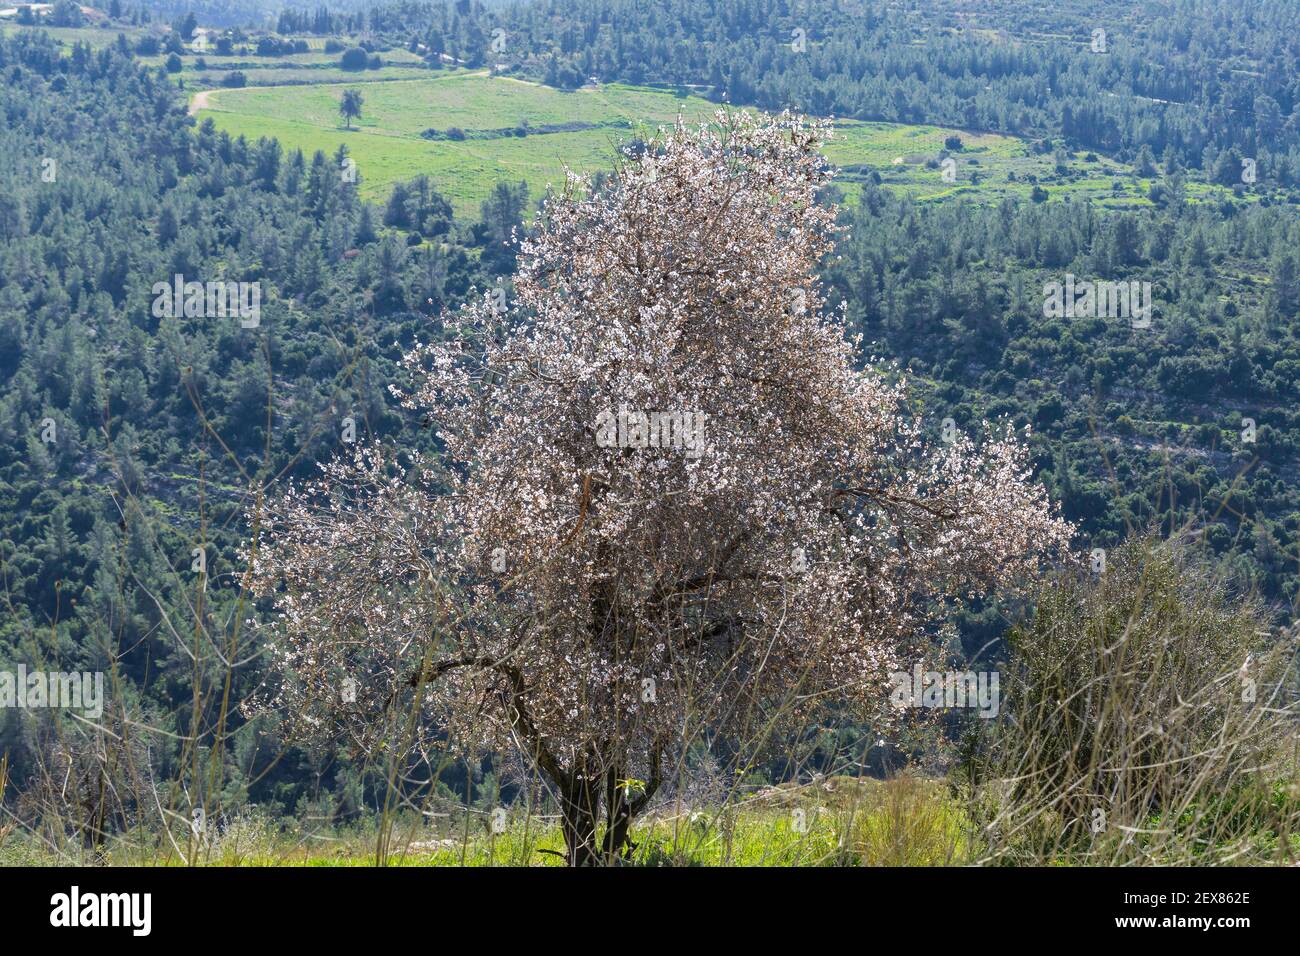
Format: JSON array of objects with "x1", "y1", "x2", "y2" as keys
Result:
[
  {"x1": 2, "y1": 20, "x2": 1272, "y2": 217},
  {"x1": 6, "y1": 770, "x2": 1295, "y2": 866},
  {"x1": 0, "y1": 22, "x2": 1234, "y2": 216},
  {"x1": 196, "y1": 75, "x2": 722, "y2": 210},
  {"x1": 195, "y1": 72, "x2": 1151, "y2": 217},
  {"x1": 0, "y1": 22, "x2": 128, "y2": 49},
  {"x1": 824, "y1": 120, "x2": 1129, "y2": 203},
  {"x1": 0, "y1": 776, "x2": 978, "y2": 867},
  {"x1": 184, "y1": 65, "x2": 435, "y2": 88}
]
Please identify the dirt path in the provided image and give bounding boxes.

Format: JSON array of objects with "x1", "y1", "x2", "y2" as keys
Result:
[{"x1": 187, "y1": 89, "x2": 214, "y2": 116}]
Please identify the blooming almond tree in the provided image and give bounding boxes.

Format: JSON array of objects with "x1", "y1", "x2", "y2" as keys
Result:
[{"x1": 248, "y1": 110, "x2": 1073, "y2": 866}]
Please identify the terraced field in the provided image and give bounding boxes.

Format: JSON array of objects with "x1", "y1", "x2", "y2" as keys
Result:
[
  {"x1": 0, "y1": 19, "x2": 1243, "y2": 218},
  {"x1": 0, "y1": 22, "x2": 433, "y2": 88},
  {"x1": 195, "y1": 72, "x2": 1148, "y2": 216},
  {"x1": 0, "y1": 22, "x2": 123, "y2": 47}
]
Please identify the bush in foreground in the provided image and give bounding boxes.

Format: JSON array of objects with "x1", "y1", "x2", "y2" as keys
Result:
[{"x1": 964, "y1": 537, "x2": 1299, "y2": 865}]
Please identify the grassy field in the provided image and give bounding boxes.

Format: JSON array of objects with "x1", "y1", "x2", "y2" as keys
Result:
[
  {"x1": 182, "y1": 64, "x2": 436, "y2": 87},
  {"x1": 0, "y1": 22, "x2": 125, "y2": 48},
  {"x1": 0, "y1": 20, "x2": 1238, "y2": 217},
  {"x1": 3, "y1": 19, "x2": 1249, "y2": 218},
  {"x1": 194, "y1": 71, "x2": 1149, "y2": 215},
  {"x1": 0, "y1": 21, "x2": 432, "y2": 88},
  {"x1": 0, "y1": 776, "x2": 978, "y2": 867},
  {"x1": 7, "y1": 770, "x2": 1294, "y2": 867}
]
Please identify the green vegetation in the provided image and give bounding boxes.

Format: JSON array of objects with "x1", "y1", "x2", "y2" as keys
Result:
[
  {"x1": 0, "y1": 776, "x2": 980, "y2": 866},
  {"x1": 964, "y1": 538, "x2": 1300, "y2": 865},
  {"x1": 0, "y1": 24, "x2": 127, "y2": 49},
  {"x1": 0, "y1": 28, "x2": 501, "y2": 835},
  {"x1": 359, "y1": 0, "x2": 1300, "y2": 191},
  {"x1": 195, "y1": 73, "x2": 1169, "y2": 213},
  {"x1": 1, "y1": 0, "x2": 1299, "y2": 866}
]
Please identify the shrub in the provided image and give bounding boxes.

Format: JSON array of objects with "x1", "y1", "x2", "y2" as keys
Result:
[
  {"x1": 340, "y1": 47, "x2": 368, "y2": 71},
  {"x1": 967, "y1": 537, "x2": 1298, "y2": 865},
  {"x1": 850, "y1": 775, "x2": 971, "y2": 866}
]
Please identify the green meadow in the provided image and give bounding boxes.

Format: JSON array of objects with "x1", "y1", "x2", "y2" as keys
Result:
[
  {"x1": 0, "y1": 22, "x2": 125, "y2": 48},
  {"x1": 195, "y1": 72, "x2": 1145, "y2": 216},
  {"x1": 0, "y1": 777, "x2": 979, "y2": 867},
  {"x1": 0, "y1": 20, "x2": 1247, "y2": 219},
  {"x1": 0, "y1": 19, "x2": 1197, "y2": 215}
]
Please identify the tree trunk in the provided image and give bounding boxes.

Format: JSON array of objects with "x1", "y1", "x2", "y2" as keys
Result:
[
  {"x1": 554, "y1": 751, "x2": 661, "y2": 866},
  {"x1": 558, "y1": 765, "x2": 600, "y2": 867},
  {"x1": 600, "y1": 767, "x2": 637, "y2": 863}
]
